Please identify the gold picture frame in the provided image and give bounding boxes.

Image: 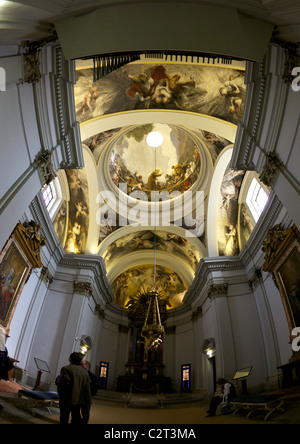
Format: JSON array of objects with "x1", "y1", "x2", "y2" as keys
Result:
[
  {"x1": 0, "y1": 238, "x2": 31, "y2": 330},
  {"x1": 263, "y1": 224, "x2": 300, "y2": 332},
  {"x1": 275, "y1": 244, "x2": 300, "y2": 331}
]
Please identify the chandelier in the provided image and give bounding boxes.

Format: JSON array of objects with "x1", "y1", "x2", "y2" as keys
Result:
[{"x1": 141, "y1": 288, "x2": 165, "y2": 355}]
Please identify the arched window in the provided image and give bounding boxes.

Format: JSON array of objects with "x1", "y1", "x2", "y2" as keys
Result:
[{"x1": 246, "y1": 177, "x2": 269, "y2": 222}]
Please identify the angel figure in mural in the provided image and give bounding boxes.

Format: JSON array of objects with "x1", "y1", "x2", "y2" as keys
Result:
[
  {"x1": 220, "y1": 169, "x2": 245, "y2": 210},
  {"x1": 127, "y1": 65, "x2": 201, "y2": 111},
  {"x1": 193, "y1": 71, "x2": 246, "y2": 124},
  {"x1": 224, "y1": 225, "x2": 239, "y2": 256},
  {"x1": 75, "y1": 201, "x2": 88, "y2": 220}
]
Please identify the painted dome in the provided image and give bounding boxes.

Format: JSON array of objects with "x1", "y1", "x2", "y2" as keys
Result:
[{"x1": 108, "y1": 124, "x2": 200, "y2": 200}]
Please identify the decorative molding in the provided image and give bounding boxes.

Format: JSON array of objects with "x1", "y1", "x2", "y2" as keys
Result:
[
  {"x1": 208, "y1": 283, "x2": 229, "y2": 300},
  {"x1": 53, "y1": 45, "x2": 84, "y2": 170},
  {"x1": 230, "y1": 58, "x2": 267, "y2": 171},
  {"x1": 118, "y1": 324, "x2": 129, "y2": 333},
  {"x1": 249, "y1": 269, "x2": 263, "y2": 290},
  {"x1": 23, "y1": 52, "x2": 42, "y2": 85},
  {"x1": 95, "y1": 304, "x2": 105, "y2": 320},
  {"x1": 165, "y1": 325, "x2": 176, "y2": 334},
  {"x1": 271, "y1": 33, "x2": 300, "y2": 84},
  {"x1": 231, "y1": 43, "x2": 289, "y2": 176},
  {"x1": 22, "y1": 32, "x2": 58, "y2": 85},
  {"x1": 259, "y1": 152, "x2": 284, "y2": 188},
  {"x1": 13, "y1": 221, "x2": 46, "y2": 269},
  {"x1": 183, "y1": 256, "x2": 244, "y2": 306},
  {"x1": 73, "y1": 280, "x2": 93, "y2": 298},
  {"x1": 262, "y1": 224, "x2": 298, "y2": 273},
  {"x1": 40, "y1": 266, "x2": 54, "y2": 287},
  {"x1": 59, "y1": 254, "x2": 113, "y2": 304},
  {"x1": 34, "y1": 150, "x2": 56, "y2": 187},
  {"x1": 192, "y1": 307, "x2": 203, "y2": 322}
]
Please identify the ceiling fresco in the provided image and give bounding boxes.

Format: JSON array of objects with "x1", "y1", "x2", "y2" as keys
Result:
[
  {"x1": 75, "y1": 63, "x2": 246, "y2": 125},
  {"x1": 64, "y1": 169, "x2": 90, "y2": 255},
  {"x1": 108, "y1": 124, "x2": 200, "y2": 199},
  {"x1": 51, "y1": 59, "x2": 258, "y2": 311},
  {"x1": 111, "y1": 265, "x2": 188, "y2": 310},
  {"x1": 217, "y1": 165, "x2": 246, "y2": 256},
  {"x1": 101, "y1": 230, "x2": 202, "y2": 273}
]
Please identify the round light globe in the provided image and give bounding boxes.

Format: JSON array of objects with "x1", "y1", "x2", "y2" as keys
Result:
[{"x1": 146, "y1": 131, "x2": 164, "y2": 148}]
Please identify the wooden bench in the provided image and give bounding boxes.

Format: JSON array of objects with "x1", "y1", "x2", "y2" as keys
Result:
[{"x1": 230, "y1": 394, "x2": 285, "y2": 421}]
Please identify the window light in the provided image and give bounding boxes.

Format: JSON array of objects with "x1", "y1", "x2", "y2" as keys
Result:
[
  {"x1": 42, "y1": 184, "x2": 55, "y2": 210},
  {"x1": 246, "y1": 178, "x2": 269, "y2": 222}
]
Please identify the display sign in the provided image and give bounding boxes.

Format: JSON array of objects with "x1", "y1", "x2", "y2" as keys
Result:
[{"x1": 34, "y1": 358, "x2": 50, "y2": 373}]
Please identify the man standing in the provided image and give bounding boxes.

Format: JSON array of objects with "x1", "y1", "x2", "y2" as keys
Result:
[
  {"x1": 81, "y1": 360, "x2": 98, "y2": 424},
  {"x1": 0, "y1": 331, "x2": 14, "y2": 412},
  {"x1": 58, "y1": 352, "x2": 92, "y2": 425}
]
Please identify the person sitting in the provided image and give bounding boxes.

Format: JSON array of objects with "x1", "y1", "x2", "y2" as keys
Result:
[{"x1": 206, "y1": 378, "x2": 236, "y2": 417}]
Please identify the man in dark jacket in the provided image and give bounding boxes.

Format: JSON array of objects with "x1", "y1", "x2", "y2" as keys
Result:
[
  {"x1": 58, "y1": 352, "x2": 92, "y2": 425},
  {"x1": 81, "y1": 360, "x2": 98, "y2": 424}
]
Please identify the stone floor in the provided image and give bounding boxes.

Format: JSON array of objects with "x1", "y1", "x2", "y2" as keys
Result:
[{"x1": 0, "y1": 386, "x2": 299, "y2": 425}]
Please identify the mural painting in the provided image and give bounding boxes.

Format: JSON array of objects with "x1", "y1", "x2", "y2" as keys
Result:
[
  {"x1": 197, "y1": 130, "x2": 231, "y2": 165},
  {"x1": 112, "y1": 265, "x2": 188, "y2": 309},
  {"x1": 83, "y1": 127, "x2": 122, "y2": 163},
  {"x1": 53, "y1": 200, "x2": 68, "y2": 248},
  {"x1": 75, "y1": 64, "x2": 246, "y2": 125},
  {"x1": 217, "y1": 166, "x2": 245, "y2": 256},
  {"x1": 102, "y1": 230, "x2": 201, "y2": 272},
  {"x1": 64, "y1": 169, "x2": 89, "y2": 254},
  {"x1": 108, "y1": 124, "x2": 200, "y2": 199},
  {"x1": 238, "y1": 202, "x2": 256, "y2": 251}
]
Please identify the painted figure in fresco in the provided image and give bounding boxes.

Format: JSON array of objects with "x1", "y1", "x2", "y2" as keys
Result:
[
  {"x1": 75, "y1": 64, "x2": 246, "y2": 126},
  {"x1": 147, "y1": 168, "x2": 163, "y2": 191},
  {"x1": 109, "y1": 140, "x2": 200, "y2": 198}
]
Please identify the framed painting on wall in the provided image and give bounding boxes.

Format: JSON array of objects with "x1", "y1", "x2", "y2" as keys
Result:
[
  {"x1": 263, "y1": 224, "x2": 300, "y2": 332},
  {"x1": 0, "y1": 238, "x2": 31, "y2": 330},
  {"x1": 275, "y1": 245, "x2": 300, "y2": 330}
]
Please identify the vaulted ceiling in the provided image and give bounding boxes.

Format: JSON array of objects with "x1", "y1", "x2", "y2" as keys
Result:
[
  {"x1": 51, "y1": 57, "x2": 259, "y2": 309},
  {"x1": 0, "y1": 0, "x2": 286, "y2": 309}
]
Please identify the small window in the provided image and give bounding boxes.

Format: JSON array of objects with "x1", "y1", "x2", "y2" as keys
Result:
[
  {"x1": 246, "y1": 178, "x2": 269, "y2": 222},
  {"x1": 42, "y1": 184, "x2": 55, "y2": 209}
]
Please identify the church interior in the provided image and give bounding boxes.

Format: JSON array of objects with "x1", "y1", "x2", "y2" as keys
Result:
[{"x1": 0, "y1": 0, "x2": 300, "y2": 425}]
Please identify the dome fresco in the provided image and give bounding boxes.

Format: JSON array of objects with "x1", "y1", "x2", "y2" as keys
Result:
[{"x1": 108, "y1": 124, "x2": 201, "y2": 200}]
